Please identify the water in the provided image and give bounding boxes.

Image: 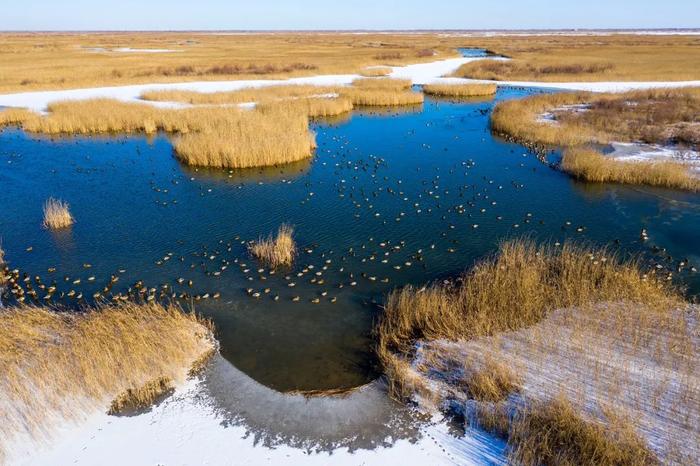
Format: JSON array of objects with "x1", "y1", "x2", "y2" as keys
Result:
[{"x1": 2, "y1": 88, "x2": 699, "y2": 393}]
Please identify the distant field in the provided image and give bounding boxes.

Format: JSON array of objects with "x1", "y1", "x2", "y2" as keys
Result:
[{"x1": 1, "y1": 32, "x2": 700, "y2": 93}]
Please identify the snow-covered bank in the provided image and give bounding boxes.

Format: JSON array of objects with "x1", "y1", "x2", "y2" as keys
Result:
[
  {"x1": 605, "y1": 142, "x2": 700, "y2": 174},
  {"x1": 3, "y1": 54, "x2": 699, "y2": 113},
  {"x1": 9, "y1": 355, "x2": 507, "y2": 466}
]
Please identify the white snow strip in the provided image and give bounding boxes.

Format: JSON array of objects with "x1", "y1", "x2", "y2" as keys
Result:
[
  {"x1": 7, "y1": 355, "x2": 507, "y2": 466},
  {"x1": 606, "y1": 142, "x2": 700, "y2": 175}
]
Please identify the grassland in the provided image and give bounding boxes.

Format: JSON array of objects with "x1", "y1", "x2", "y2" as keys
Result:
[
  {"x1": 1, "y1": 33, "x2": 699, "y2": 93},
  {"x1": 376, "y1": 238, "x2": 697, "y2": 464},
  {"x1": 0, "y1": 302, "x2": 215, "y2": 462},
  {"x1": 423, "y1": 83, "x2": 497, "y2": 97},
  {"x1": 452, "y1": 34, "x2": 700, "y2": 82},
  {"x1": 249, "y1": 224, "x2": 296, "y2": 268},
  {"x1": 0, "y1": 32, "x2": 462, "y2": 93}
]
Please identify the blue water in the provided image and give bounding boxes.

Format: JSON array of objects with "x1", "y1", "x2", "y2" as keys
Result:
[{"x1": 1, "y1": 87, "x2": 699, "y2": 392}]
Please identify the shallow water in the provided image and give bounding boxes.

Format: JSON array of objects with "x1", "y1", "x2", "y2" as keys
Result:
[{"x1": 1, "y1": 87, "x2": 699, "y2": 393}]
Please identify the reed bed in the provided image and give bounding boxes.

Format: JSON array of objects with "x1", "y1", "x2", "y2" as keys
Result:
[
  {"x1": 561, "y1": 148, "x2": 700, "y2": 191},
  {"x1": 491, "y1": 88, "x2": 700, "y2": 147},
  {"x1": 256, "y1": 96, "x2": 354, "y2": 119},
  {"x1": 423, "y1": 83, "x2": 497, "y2": 97},
  {"x1": 340, "y1": 88, "x2": 424, "y2": 107},
  {"x1": 107, "y1": 376, "x2": 174, "y2": 415},
  {"x1": 42, "y1": 198, "x2": 74, "y2": 230},
  {"x1": 249, "y1": 224, "x2": 296, "y2": 268},
  {"x1": 0, "y1": 100, "x2": 316, "y2": 169},
  {"x1": 358, "y1": 67, "x2": 393, "y2": 77},
  {"x1": 140, "y1": 84, "x2": 340, "y2": 105},
  {"x1": 376, "y1": 238, "x2": 694, "y2": 464},
  {"x1": 455, "y1": 59, "x2": 616, "y2": 82},
  {"x1": 350, "y1": 78, "x2": 412, "y2": 91},
  {"x1": 0, "y1": 302, "x2": 216, "y2": 462}
]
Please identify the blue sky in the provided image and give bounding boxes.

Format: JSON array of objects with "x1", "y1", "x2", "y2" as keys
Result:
[{"x1": 2, "y1": 0, "x2": 699, "y2": 31}]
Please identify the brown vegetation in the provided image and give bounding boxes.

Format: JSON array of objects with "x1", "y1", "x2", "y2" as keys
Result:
[
  {"x1": 0, "y1": 100, "x2": 316, "y2": 169},
  {"x1": 107, "y1": 377, "x2": 174, "y2": 415},
  {"x1": 358, "y1": 67, "x2": 393, "y2": 77},
  {"x1": 0, "y1": 32, "x2": 461, "y2": 92},
  {"x1": 0, "y1": 302, "x2": 215, "y2": 461},
  {"x1": 350, "y1": 78, "x2": 412, "y2": 91},
  {"x1": 455, "y1": 59, "x2": 615, "y2": 81},
  {"x1": 249, "y1": 224, "x2": 296, "y2": 268},
  {"x1": 561, "y1": 148, "x2": 700, "y2": 191},
  {"x1": 42, "y1": 198, "x2": 74, "y2": 230},
  {"x1": 508, "y1": 397, "x2": 658, "y2": 466},
  {"x1": 376, "y1": 238, "x2": 696, "y2": 463},
  {"x1": 491, "y1": 88, "x2": 700, "y2": 190},
  {"x1": 423, "y1": 83, "x2": 497, "y2": 97}
]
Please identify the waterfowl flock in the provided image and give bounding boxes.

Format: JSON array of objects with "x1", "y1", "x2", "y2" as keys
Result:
[{"x1": 0, "y1": 92, "x2": 698, "y2": 380}]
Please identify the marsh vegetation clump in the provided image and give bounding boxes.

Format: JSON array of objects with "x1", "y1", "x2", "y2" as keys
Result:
[
  {"x1": 491, "y1": 88, "x2": 700, "y2": 190},
  {"x1": 0, "y1": 302, "x2": 216, "y2": 461},
  {"x1": 107, "y1": 376, "x2": 174, "y2": 415},
  {"x1": 249, "y1": 224, "x2": 296, "y2": 268},
  {"x1": 423, "y1": 83, "x2": 497, "y2": 97},
  {"x1": 561, "y1": 148, "x2": 700, "y2": 191},
  {"x1": 455, "y1": 59, "x2": 616, "y2": 82},
  {"x1": 0, "y1": 100, "x2": 317, "y2": 169},
  {"x1": 42, "y1": 197, "x2": 74, "y2": 230},
  {"x1": 358, "y1": 67, "x2": 393, "y2": 77},
  {"x1": 377, "y1": 239, "x2": 697, "y2": 464}
]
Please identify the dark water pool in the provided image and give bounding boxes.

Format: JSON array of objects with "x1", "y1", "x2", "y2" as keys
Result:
[{"x1": 1, "y1": 87, "x2": 699, "y2": 392}]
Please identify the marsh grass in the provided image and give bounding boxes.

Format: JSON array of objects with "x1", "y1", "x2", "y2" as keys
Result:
[
  {"x1": 140, "y1": 84, "x2": 341, "y2": 105},
  {"x1": 562, "y1": 148, "x2": 700, "y2": 191},
  {"x1": 455, "y1": 59, "x2": 616, "y2": 82},
  {"x1": 42, "y1": 198, "x2": 74, "y2": 230},
  {"x1": 508, "y1": 397, "x2": 658, "y2": 466},
  {"x1": 249, "y1": 224, "x2": 296, "y2": 268},
  {"x1": 491, "y1": 88, "x2": 700, "y2": 147},
  {"x1": 341, "y1": 88, "x2": 424, "y2": 107},
  {"x1": 359, "y1": 67, "x2": 392, "y2": 77},
  {"x1": 0, "y1": 100, "x2": 316, "y2": 169},
  {"x1": 107, "y1": 376, "x2": 174, "y2": 415},
  {"x1": 350, "y1": 78, "x2": 412, "y2": 91},
  {"x1": 0, "y1": 302, "x2": 215, "y2": 461},
  {"x1": 377, "y1": 239, "x2": 679, "y2": 380},
  {"x1": 423, "y1": 83, "x2": 497, "y2": 97},
  {"x1": 377, "y1": 238, "x2": 695, "y2": 463}
]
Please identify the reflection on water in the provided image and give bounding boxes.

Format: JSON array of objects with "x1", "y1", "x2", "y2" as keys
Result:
[{"x1": 1, "y1": 87, "x2": 699, "y2": 393}]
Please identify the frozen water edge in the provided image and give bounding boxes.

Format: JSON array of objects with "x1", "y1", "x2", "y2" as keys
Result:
[
  {"x1": 606, "y1": 142, "x2": 700, "y2": 175},
  {"x1": 8, "y1": 354, "x2": 507, "y2": 466}
]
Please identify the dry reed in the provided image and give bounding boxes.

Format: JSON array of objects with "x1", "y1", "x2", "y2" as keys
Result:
[
  {"x1": 107, "y1": 376, "x2": 174, "y2": 415},
  {"x1": 423, "y1": 83, "x2": 497, "y2": 97},
  {"x1": 249, "y1": 224, "x2": 296, "y2": 268},
  {"x1": 561, "y1": 148, "x2": 700, "y2": 191},
  {"x1": 0, "y1": 302, "x2": 215, "y2": 461},
  {"x1": 376, "y1": 238, "x2": 694, "y2": 463},
  {"x1": 508, "y1": 397, "x2": 658, "y2": 466},
  {"x1": 358, "y1": 67, "x2": 393, "y2": 77},
  {"x1": 0, "y1": 100, "x2": 316, "y2": 169},
  {"x1": 350, "y1": 78, "x2": 412, "y2": 91},
  {"x1": 340, "y1": 88, "x2": 424, "y2": 107},
  {"x1": 42, "y1": 198, "x2": 74, "y2": 230}
]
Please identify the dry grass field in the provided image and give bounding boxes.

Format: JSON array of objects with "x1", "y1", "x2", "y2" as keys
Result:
[
  {"x1": 376, "y1": 239, "x2": 697, "y2": 464},
  {"x1": 0, "y1": 302, "x2": 216, "y2": 462},
  {"x1": 453, "y1": 34, "x2": 700, "y2": 82},
  {"x1": 1, "y1": 33, "x2": 699, "y2": 93},
  {"x1": 0, "y1": 32, "x2": 461, "y2": 93}
]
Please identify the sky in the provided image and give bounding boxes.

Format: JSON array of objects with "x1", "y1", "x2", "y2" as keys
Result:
[{"x1": 2, "y1": 0, "x2": 699, "y2": 31}]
